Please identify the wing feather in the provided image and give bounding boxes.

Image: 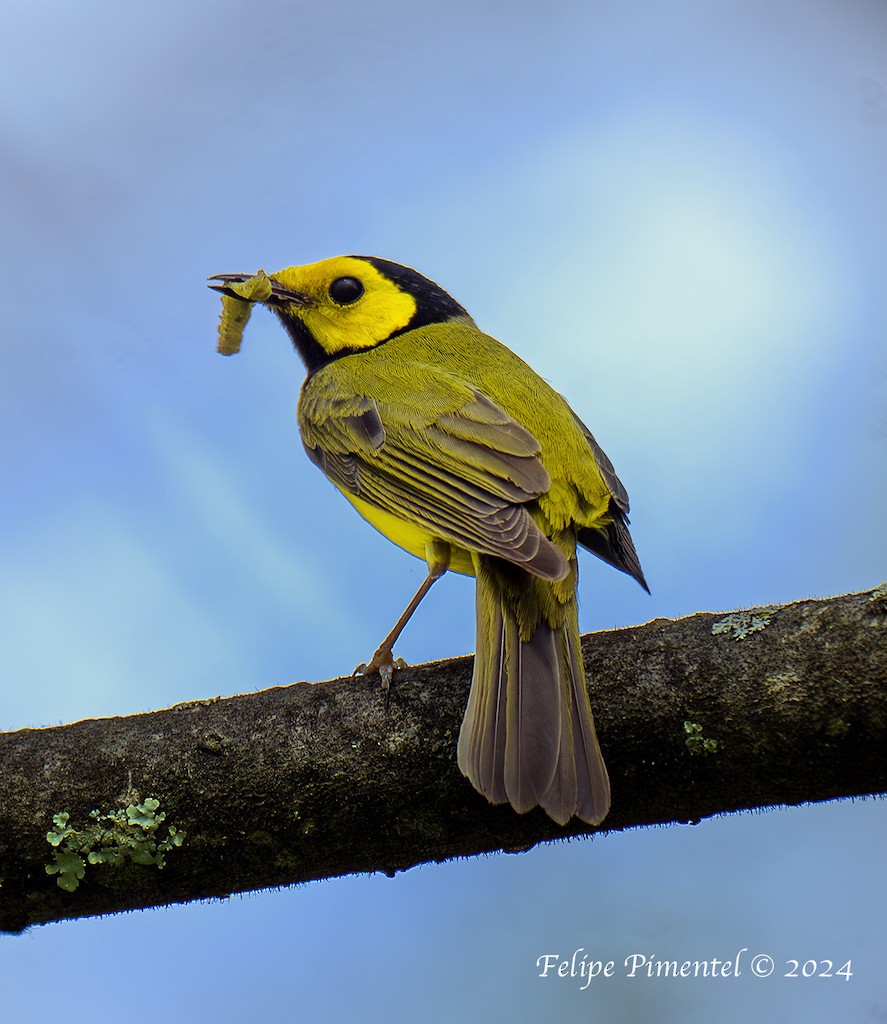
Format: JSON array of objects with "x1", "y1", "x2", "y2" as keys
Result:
[
  {"x1": 300, "y1": 377, "x2": 568, "y2": 579},
  {"x1": 569, "y1": 410, "x2": 649, "y2": 591}
]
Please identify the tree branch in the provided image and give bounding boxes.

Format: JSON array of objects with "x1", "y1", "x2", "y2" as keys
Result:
[{"x1": 1, "y1": 585, "x2": 885, "y2": 932}]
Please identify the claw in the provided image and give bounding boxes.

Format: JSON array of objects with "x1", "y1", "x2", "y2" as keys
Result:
[
  {"x1": 379, "y1": 661, "x2": 394, "y2": 695},
  {"x1": 353, "y1": 646, "x2": 408, "y2": 705}
]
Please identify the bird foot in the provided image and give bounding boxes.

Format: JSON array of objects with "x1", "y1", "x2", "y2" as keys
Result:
[{"x1": 353, "y1": 647, "x2": 408, "y2": 698}]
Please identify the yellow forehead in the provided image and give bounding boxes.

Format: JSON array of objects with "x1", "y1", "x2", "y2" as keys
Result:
[{"x1": 269, "y1": 256, "x2": 417, "y2": 355}]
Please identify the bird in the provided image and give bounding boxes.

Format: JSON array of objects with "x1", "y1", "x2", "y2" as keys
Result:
[{"x1": 209, "y1": 256, "x2": 648, "y2": 826}]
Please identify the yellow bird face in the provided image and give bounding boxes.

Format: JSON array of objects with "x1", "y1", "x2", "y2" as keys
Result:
[
  {"x1": 271, "y1": 256, "x2": 417, "y2": 359},
  {"x1": 210, "y1": 256, "x2": 473, "y2": 371}
]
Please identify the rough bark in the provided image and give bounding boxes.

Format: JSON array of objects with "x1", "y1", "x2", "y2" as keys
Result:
[{"x1": 1, "y1": 585, "x2": 885, "y2": 933}]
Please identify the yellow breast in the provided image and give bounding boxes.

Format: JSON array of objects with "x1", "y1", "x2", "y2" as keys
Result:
[{"x1": 338, "y1": 487, "x2": 477, "y2": 576}]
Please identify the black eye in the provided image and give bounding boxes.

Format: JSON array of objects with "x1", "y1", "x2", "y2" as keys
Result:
[{"x1": 328, "y1": 276, "x2": 364, "y2": 305}]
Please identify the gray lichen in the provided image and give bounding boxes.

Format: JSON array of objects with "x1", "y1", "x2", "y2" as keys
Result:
[{"x1": 711, "y1": 610, "x2": 772, "y2": 640}]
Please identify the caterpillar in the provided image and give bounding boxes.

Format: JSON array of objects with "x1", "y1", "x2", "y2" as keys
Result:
[{"x1": 215, "y1": 270, "x2": 272, "y2": 355}]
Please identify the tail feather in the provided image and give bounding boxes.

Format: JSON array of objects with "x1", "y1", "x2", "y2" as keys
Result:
[
  {"x1": 503, "y1": 619, "x2": 562, "y2": 812},
  {"x1": 550, "y1": 622, "x2": 610, "y2": 824},
  {"x1": 457, "y1": 557, "x2": 611, "y2": 826},
  {"x1": 532, "y1": 618, "x2": 581, "y2": 819},
  {"x1": 459, "y1": 606, "x2": 508, "y2": 803}
]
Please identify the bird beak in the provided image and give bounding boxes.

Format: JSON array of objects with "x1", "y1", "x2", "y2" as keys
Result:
[{"x1": 207, "y1": 273, "x2": 313, "y2": 308}]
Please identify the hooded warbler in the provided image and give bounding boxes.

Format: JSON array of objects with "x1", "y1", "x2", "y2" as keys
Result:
[{"x1": 209, "y1": 257, "x2": 647, "y2": 826}]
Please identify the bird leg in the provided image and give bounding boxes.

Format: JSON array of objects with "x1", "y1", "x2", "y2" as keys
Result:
[{"x1": 355, "y1": 542, "x2": 451, "y2": 696}]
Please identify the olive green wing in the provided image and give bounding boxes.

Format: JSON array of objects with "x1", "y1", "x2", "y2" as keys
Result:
[
  {"x1": 570, "y1": 411, "x2": 649, "y2": 592},
  {"x1": 299, "y1": 382, "x2": 568, "y2": 580}
]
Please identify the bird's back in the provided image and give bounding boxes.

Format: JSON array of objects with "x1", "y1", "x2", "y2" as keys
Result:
[{"x1": 310, "y1": 320, "x2": 615, "y2": 536}]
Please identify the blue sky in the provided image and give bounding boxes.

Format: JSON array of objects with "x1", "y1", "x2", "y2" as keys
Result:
[{"x1": 1, "y1": 2, "x2": 885, "y2": 1020}]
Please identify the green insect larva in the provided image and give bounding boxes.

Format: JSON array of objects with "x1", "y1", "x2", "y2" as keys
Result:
[{"x1": 215, "y1": 270, "x2": 272, "y2": 355}]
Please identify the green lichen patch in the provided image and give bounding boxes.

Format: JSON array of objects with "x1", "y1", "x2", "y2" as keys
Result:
[
  {"x1": 711, "y1": 610, "x2": 772, "y2": 640},
  {"x1": 684, "y1": 720, "x2": 719, "y2": 756},
  {"x1": 45, "y1": 799, "x2": 185, "y2": 892}
]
